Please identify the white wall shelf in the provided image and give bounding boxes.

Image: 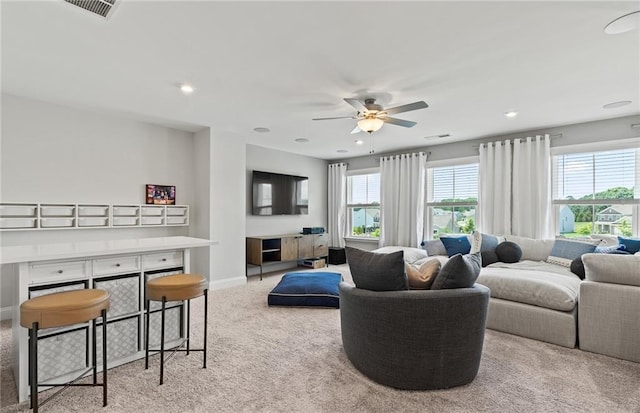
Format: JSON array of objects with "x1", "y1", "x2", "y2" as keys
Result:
[{"x1": 0, "y1": 203, "x2": 189, "y2": 231}]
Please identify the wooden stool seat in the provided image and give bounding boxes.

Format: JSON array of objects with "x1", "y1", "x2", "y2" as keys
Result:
[
  {"x1": 145, "y1": 273, "x2": 208, "y2": 385},
  {"x1": 20, "y1": 289, "x2": 110, "y2": 330},
  {"x1": 146, "y1": 273, "x2": 207, "y2": 301}
]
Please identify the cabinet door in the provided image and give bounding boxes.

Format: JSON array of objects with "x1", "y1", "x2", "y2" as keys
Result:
[
  {"x1": 246, "y1": 238, "x2": 263, "y2": 265},
  {"x1": 298, "y1": 236, "x2": 314, "y2": 259},
  {"x1": 281, "y1": 237, "x2": 299, "y2": 261},
  {"x1": 314, "y1": 234, "x2": 329, "y2": 257}
]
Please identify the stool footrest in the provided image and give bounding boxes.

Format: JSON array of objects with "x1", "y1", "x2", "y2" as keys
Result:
[{"x1": 37, "y1": 367, "x2": 105, "y2": 409}]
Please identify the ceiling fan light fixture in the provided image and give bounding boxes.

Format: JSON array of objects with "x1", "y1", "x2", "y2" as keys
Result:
[{"x1": 357, "y1": 117, "x2": 384, "y2": 134}]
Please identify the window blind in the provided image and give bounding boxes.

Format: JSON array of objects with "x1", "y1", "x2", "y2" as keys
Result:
[
  {"x1": 430, "y1": 164, "x2": 478, "y2": 203},
  {"x1": 348, "y1": 173, "x2": 380, "y2": 204},
  {"x1": 553, "y1": 149, "x2": 638, "y2": 201}
]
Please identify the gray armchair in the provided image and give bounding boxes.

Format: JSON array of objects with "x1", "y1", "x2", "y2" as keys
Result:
[{"x1": 339, "y1": 282, "x2": 490, "y2": 390}]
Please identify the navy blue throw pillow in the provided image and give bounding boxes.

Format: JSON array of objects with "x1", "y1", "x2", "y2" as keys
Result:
[
  {"x1": 618, "y1": 236, "x2": 640, "y2": 254},
  {"x1": 440, "y1": 235, "x2": 471, "y2": 257}
]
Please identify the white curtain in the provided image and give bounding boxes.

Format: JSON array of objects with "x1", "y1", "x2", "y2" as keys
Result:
[
  {"x1": 512, "y1": 135, "x2": 553, "y2": 239},
  {"x1": 379, "y1": 152, "x2": 427, "y2": 247},
  {"x1": 478, "y1": 140, "x2": 512, "y2": 235},
  {"x1": 327, "y1": 163, "x2": 347, "y2": 247}
]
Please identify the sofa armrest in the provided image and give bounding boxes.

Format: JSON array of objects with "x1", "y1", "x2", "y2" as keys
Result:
[{"x1": 582, "y1": 253, "x2": 640, "y2": 287}]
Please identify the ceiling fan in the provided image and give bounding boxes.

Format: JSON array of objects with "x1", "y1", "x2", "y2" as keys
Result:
[{"x1": 312, "y1": 98, "x2": 429, "y2": 134}]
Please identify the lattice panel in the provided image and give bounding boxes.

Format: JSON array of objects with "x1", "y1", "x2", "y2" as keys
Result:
[
  {"x1": 37, "y1": 328, "x2": 87, "y2": 382},
  {"x1": 96, "y1": 316, "x2": 139, "y2": 362},
  {"x1": 94, "y1": 275, "x2": 140, "y2": 319},
  {"x1": 147, "y1": 307, "x2": 182, "y2": 347}
]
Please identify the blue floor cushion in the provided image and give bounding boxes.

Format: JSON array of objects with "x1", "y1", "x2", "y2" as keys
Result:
[{"x1": 268, "y1": 271, "x2": 342, "y2": 308}]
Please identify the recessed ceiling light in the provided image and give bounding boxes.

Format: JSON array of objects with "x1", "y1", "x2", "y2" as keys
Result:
[
  {"x1": 180, "y1": 84, "x2": 195, "y2": 95},
  {"x1": 294, "y1": 138, "x2": 309, "y2": 143},
  {"x1": 603, "y1": 100, "x2": 632, "y2": 109},
  {"x1": 605, "y1": 11, "x2": 640, "y2": 34},
  {"x1": 253, "y1": 127, "x2": 270, "y2": 133},
  {"x1": 337, "y1": 149, "x2": 348, "y2": 153},
  {"x1": 355, "y1": 140, "x2": 364, "y2": 145},
  {"x1": 504, "y1": 111, "x2": 519, "y2": 118}
]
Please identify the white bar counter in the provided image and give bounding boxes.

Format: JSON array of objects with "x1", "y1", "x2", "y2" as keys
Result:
[{"x1": 2, "y1": 236, "x2": 214, "y2": 402}]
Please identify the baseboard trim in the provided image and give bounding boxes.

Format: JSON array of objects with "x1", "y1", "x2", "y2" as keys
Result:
[
  {"x1": 1, "y1": 306, "x2": 14, "y2": 321},
  {"x1": 209, "y1": 276, "x2": 246, "y2": 291}
]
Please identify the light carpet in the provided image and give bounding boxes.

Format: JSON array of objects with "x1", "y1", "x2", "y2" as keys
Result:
[{"x1": 1, "y1": 264, "x2": 639, "y2": 412}]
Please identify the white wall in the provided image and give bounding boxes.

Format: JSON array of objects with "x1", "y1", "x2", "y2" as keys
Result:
[
  {"x1": 245, "y1": 144, "x2": 328, "y2": 275},
  {"x1": 209, "y1": 131, "x2": 247, "y2": 288},
  {"x1": 0, "y1": 94, "x2": 196, "y2": 315}
]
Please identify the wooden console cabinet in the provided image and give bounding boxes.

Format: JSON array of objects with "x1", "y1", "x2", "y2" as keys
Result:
[{"x1": 246, "y1": 233, "x2": 328, "y2": 279}]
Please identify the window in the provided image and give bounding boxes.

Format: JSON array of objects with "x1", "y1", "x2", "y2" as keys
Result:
[
  {"x1": 426, "y1": 162, "x2": 478, "y2": 238},
  {"x1": 552, "y1": 147, "x2": 639, "y2": 237},
  {"x1": 347, "y1": 172, "x2": 380, "y2": 238}
]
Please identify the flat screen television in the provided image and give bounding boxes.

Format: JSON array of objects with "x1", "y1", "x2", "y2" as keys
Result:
[{"x1": 252, "y1": 170, "x2": 309, "y2": 215}]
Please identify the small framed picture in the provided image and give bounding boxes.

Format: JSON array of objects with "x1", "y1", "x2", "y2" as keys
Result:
[{"x1": 145, "y1": 184, "x2": 176, "y2": 205}]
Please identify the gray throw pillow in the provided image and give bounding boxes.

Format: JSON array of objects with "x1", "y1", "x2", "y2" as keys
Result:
[
  {"x1": 422, "y1": 239, "x2": 447, "y2": 256},
  {"x1": 431, "y1": 253, "x2": 482, "y2": 290},
  {"x1": 345, "y1": 246, "x2": 407, "y2": 291}
]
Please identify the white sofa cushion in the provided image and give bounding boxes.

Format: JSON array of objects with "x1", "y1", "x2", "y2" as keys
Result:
[
  {"x1": 371, "y1": 246, "x2": 427, "y2": 264},
  {"x1": 504, "y1": 235, "x2": 555, "y2": 262},
  {"x1": 583, "y1": 253, "x2": 640, "y2": 287},
  {"x1": 477, "y1": 261, "x2": 580, "y2": 312}
]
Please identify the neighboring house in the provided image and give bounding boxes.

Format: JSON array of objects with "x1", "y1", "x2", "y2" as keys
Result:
[
  {"x1": 595, "y1": 205, "x2": 633, "y2": 235},
  {"x1": 352, "y1": 207, "x2": 380, "y2": 233},
  {"x1": 559, "y1": 205, "x2": 575, "y2": 233}
]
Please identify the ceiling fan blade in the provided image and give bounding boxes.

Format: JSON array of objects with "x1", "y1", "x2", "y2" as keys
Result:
[
  {"x1": 383, "y1": 101, "x2": 428, "y2": 115},
  {"x1": 344, "y1": 98, "x2": 367, "y2": 113},
  {"x1": 312, "y1": 116, "x2": 355, "y2": 121},
  {"x1": 350, "y1": 125, "x2": 361, "y2": 134},
  {"x1": 382, "y1": 117, "x2": 417, "y2": 128}
]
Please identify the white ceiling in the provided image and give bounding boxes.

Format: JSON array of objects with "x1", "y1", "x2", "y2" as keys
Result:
[{"x1": 2, "y1": 1, "x2": 639, "y2": 160}]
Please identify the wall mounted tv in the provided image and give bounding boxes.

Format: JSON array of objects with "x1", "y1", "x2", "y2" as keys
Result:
[{"x1": 252, "y1": 170, "x2": 309, "y2": 215}]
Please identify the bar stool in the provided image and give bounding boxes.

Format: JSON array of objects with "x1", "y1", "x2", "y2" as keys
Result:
[
  {"x1": 20, "y1": 289, "x2": 110, "y2": 413},
  {"x1": 145, "y1": 273, "x2": 208, "y2": 385}
]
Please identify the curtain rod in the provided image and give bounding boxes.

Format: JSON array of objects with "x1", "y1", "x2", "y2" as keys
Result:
[{"x1": 472, "y1": 133, "x2": 562, "y2": 149}]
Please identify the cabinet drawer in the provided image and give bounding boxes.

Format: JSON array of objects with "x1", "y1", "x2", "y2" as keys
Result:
[
  {"x1": 113, "y1": 217, "x2": 138, "y2": 226},
  {"x1": 93, "y1": 255, "x2": 140, "y2": 276},
  {"x1": 78, "y1": 206, "x2": 108, "y2": 217},
  {"x1": 41, "y1": 218, "x2": 75, "y2": 228},
  {"x1": 141, "y1": 207, "x2": 164, "y2": 216},
  {"x1": 166, "y1": 216, "x2": 187, "y2": 225},
  {"x1": 29, "y1": 260, "x2": 88, "y2": 284},
  {"x1": 96, "y1": 316, "x2": 140, "y2": 363},
  {"x1": 38, "y1": 327, "x2": 88, "y2": 382},
  {"x1": 141, "y1": 216, "x2": 163, "y2": 225},
  {"x1": 40, "y1": 205, "x2": 75, "y2": 217},
  {"x1": 143, "y1": 251, "x2": 183, "y2": 270},
  {"x1": 113, "y1": 206, "x2": 138, "y2": 216},
  {"x1": 0, "y1": 204, "x2": 37, "y2": 217},
  {"x1": 0, "y1": 217, "x2": 37, "y2": 229},
  {"x1": 166, "y1": 207, "x2": 187, "y2": 216},
  {"x1": 78, "y1": 217, "x2": 108, "y2": 227}
]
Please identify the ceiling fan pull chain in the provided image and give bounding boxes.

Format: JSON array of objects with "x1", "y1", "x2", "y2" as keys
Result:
[{"x1": 369, "y1": 135, "x2": 375, "y2": 154}]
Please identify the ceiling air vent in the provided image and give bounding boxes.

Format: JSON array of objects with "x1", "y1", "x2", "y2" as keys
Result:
[{"x1": 64, "y1": 0, "x2": 117, "y2": 19}]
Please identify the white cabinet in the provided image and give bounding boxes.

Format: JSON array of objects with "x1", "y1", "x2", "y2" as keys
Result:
[{"x1": 0, "y1": 203, "x2": 189, "y2": 231}]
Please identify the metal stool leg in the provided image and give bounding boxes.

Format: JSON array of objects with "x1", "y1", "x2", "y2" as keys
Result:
[
  {"x1": 159, "y1": 296, "x2": 166, "y2": 385},
  {"x1": 102, "y1": 309, "x2": 108, "y2": 407},
  {"x1": 186, "y1": 299, "x2": 190, "y2": 356},
  {"x1": 92, "y1": 318, "x2": 97, "y2": 384},
  {"x1": 29, "y1": 322, "x2": 39, "y2": 412},
  {"x1": 203, "y1": 289, "x2": 208, "y2": 369},
  {"x1": 145, "y1": 300, "x2": 150, "y2": 370}
]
